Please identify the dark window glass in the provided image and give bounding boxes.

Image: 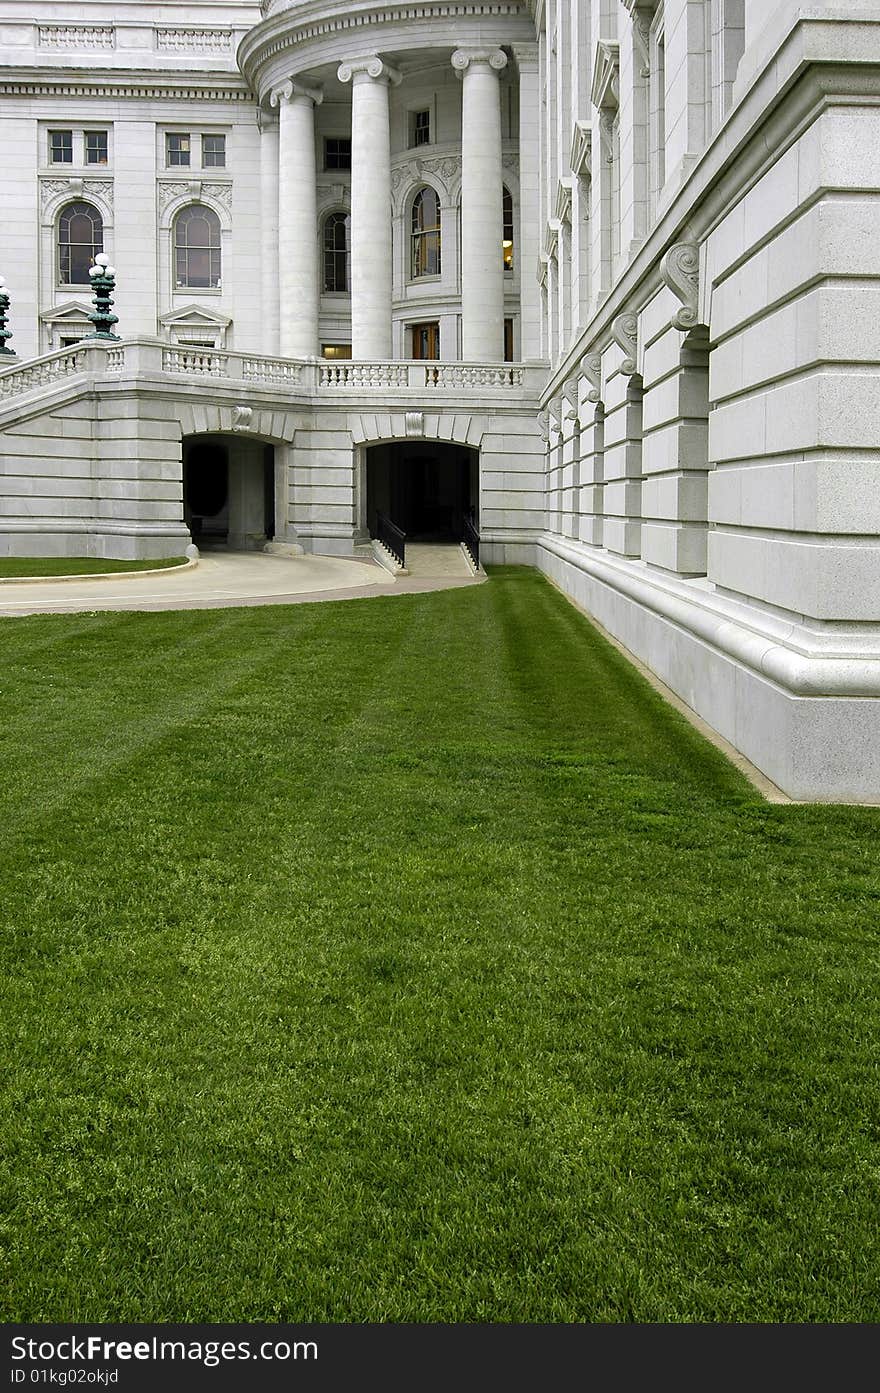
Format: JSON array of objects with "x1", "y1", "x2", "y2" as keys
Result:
[
  {"x1": 58, "y1": 202, "x2": 103, "y2": 284},
  {"x1": 410, "y1": 322, "x2": 440, "y2": 360},
  {"x1": 174, "y1": 205, "x2": 222, "y2": 288},
  {"x1": 50, "y1": 131, "x2": 73, "y2": 164},
  {"x1": 322, "y1": 212, "x2": 350, "y2": 293},
  {"x1": 410, "y1": 109, "x2": 430, "y2": 147},
  {"x1": 504, "y1": 317, "x2": 514, "y2": 362},
  {"x1": 411, "y1": 187, "x2": 441, "y2": 278},
  {"x1": 324, "y1": 138, "x2": 351, "y2": 171},
  {"x1": 85, "y1": 131, "x2": 108, "y2": 165},
  {"x1": 502, "y1": 186, "x2": 514, "y2": 270},
  {"x1": 202, "y1": 135, "x2": 226, "y2": 167},
  {"x1": 166, "y1": 133, "x2": 191, "y2": 167}
]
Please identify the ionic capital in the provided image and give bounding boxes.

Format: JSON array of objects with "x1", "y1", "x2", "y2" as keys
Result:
[
  {"x1": 337, "y1": 55, "x2": 402, "y2": 86},
  {"x1": 269, "y1": 78, "x2": 323, "y2": 108},
  {"x1": 451, "y1": 47, "x2": 508, "y2": 78}
]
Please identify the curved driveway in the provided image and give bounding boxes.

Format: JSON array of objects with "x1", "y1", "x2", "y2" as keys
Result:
[{"x1": 0, "y1": 549, "x2": 482, "y2": 618}]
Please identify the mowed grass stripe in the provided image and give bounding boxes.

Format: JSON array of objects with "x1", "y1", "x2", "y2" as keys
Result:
[{"x1": 1, "y1": 569, "x2": 879, "y2": 1322}]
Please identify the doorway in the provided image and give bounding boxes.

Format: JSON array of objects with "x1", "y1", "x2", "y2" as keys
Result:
[
  {"x1": 182, "y1": 435, "x2": 275, "y2": 549},
  {"x1": 365, "y1": 441, "x2": 478, "y2": 542}
]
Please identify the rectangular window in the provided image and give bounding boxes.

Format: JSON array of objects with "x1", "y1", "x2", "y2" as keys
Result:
[
  {"x1": 49, "y1": 131, "x2": 73, "y2": 164},
  {"x1": 84, "y1": 131, "x2": 108, "y2": 165},
  {"x1": 202, "y1": 134, "x2": 226, "y2": 168},
  {"x1": 321, "y1": 344, "x2": 353, "y2": 359},
  {"x1": 166, "y1": 133, "x2": 191, "y2": 167},
  {"x1": 410, "y1": 109, "x2": 430, "y2": 147},
  {"x1": 504, "y1": 318, "x2": 514, "y2": 363},
  {"x1": 324, "y1": 138, "x2": 351, "y2": 171},
  {"x1": 410, "y1": 322, "x2": 440, "y2": 360}
]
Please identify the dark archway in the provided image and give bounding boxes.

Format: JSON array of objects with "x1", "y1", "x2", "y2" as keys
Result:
[
  {"x1": 365, "y1": 441, "x2": 478, "y2": 543},
  {"x1": 183, "y1": 435, "x2": 275, "y2": 549}
]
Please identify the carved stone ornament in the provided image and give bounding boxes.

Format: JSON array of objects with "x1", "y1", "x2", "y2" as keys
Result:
[
  {"x1": 660, "y1": 242, "x2": 701, "y2": 332},
  {"x1": 40, "y1": 176, "x2": 114, "y2": 214},
  {"x1": 451, "y1": 48, "x2": 508, "y2": 76},
  {"x1": 569, "y1": 121, "x2": 592, "y2": 177},
  {"x1": 580, "y1": 353, "x2": 602, "y2": 403},
  {"x1": 536, "y1": 410, "x2": 550, "y2": 444},
  {"x1": 562, "y1": 379, "x2": 579, "y2": 419},
  {"x1": 611, "y1": 313, "x2": 639, "y2": 376},
  {"x1": 269, "y1": 78, "x2": 323, "y2": 107},
  {"x1": 405, "y1": 412, "x2": 424, "y2": 438},
  {"x1": 591, "y1": 41, "x2": 620, "y2": 113},
  {"x1": 337, "y1": 56, "x2": 401, "y2": 86},
  {"x1": 232, "y1": 405, "x2": 253, "y2": 432}
]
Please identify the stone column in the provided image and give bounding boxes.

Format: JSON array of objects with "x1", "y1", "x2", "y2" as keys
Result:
[
  {"x1": 259, "y1": 112, "x2": 280, "y2": 357},
  {"x1": 452, "y1": 47, "x2": 507, "y2": 361},
  {"x1": 337, "y1": 56, "x2": 401, "y2": 360},
  {"x1": 270, "y1": 78, "x2": 322, "y2": 359}
]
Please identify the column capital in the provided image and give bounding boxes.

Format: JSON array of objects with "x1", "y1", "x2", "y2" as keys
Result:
[
  {"x1": 337, "y1": 55, "x2": 402, "y2": 86},
  {"x1": 269, "y1": 78, "x2": 323, "y2": 108},
  {"x1": 451, "y1": 47, "x2": 508, "y2": 77}
]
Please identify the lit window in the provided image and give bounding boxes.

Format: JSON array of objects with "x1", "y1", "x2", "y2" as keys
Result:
[
  {"x1": 58, "y1": 202, "x2": 103, "y2": 285},
  {"x1": 50, "y1": 131, "x2": 73, "y2": 164},
  {"x1": 502, "y1": 186, "x2": 514, "y2": 271},
  {"x1": 324, "y1": 138, "x2": 351, "y2": 171},
  {"x1": 410, "y1": 109, "x2": 430, "y2": 148},
  {"x1": 85, "y1": 131, "x2": 108, "y2": 165},
  {"x1": 166, "y1": 133, "x2": 191, "y2": 168},
  {"x1": 411, "y1": 187, "x2": 441, "y2": 278},
  {"x1": 174, "y1": 205, "x2": 222, "y2": 289},
  {"x1": 321, "y1": 344, "x2": 352, "y2": 359},
  {"x1": 202, "y1": 135, "x2": 226, "y2": 168},
  {"x1": 322, "y1": 212, "x2": 350, "y2": 293}
]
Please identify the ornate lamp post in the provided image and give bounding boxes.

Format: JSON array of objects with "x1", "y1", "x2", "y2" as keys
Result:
[
  {"x1": 0, "y1": 275, "x2": 14, "y2": 356},
  {"x1": 85, "y1": 253, "x2": 120, "y2": 341}
]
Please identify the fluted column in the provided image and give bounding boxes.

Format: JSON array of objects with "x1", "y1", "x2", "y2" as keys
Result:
[
  {"x1": 270, "y1": 78, "x2": 322, "y2": 359},
  {"x1": 452, "y1": 46, "x2": 507, "y2": 362},
  {"x1": 259, "y1": 112, "x2": 280, "y2": 357},
  {"x1": 337, "y1": 55, "x2": 400, "y2": 360}
]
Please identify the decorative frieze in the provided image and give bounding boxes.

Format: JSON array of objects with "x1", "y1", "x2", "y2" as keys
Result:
[
  {"x1": 38, "y1": 25, "x2": 115, "y2": 50},
  {"x1": 156, "y1": 29, "x2": 234, "y2": 54},
  {"x1": 660, "y1": 242, "x2": 701, "y2": 332},
  {"x1": 39, "y1": 177, "x2": 113, "y2": 214},
  {"x1": 157, "y1": 181, "x2": 232, "y2": 215}
]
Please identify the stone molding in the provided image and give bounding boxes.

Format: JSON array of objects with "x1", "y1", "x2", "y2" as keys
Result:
[
  {"x1": 590, "y1": 42, "x2": 620, "y2": 112},
  {"x1": 337, "y1": 56, "x2": 401, "y2": 86},
  {"x1": 555, "y1": 180, "x2": 573, "y2": 224},
  {"x1": 0, "y1": 78, "x2": 251, "y2": 104},
  {"x1": 611, "y1": 313, "x2": 638, "y2": 376},
  {"x1": 569, "y1": 121, "x2": 592, "y2": 177},
  {"x1": 660, "y1": 242, "x2": 701, "y2": 332}
]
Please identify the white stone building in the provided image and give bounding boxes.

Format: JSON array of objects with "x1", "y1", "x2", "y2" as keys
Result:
[{"x1": 1, "y1": 0, "x2": 880, "y2": 803}]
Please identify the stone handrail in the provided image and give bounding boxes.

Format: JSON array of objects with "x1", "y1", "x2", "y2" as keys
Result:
[
  {"x1": 161, "y1": 346, "x2": 305, "y2": 385},
  {"x1": 0, "y1": 343, "x2": 93, "y2": 399}
]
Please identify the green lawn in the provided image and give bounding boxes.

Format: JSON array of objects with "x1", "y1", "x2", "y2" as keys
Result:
[
  {"x1": 2, "y1": 568, "x2": 879, "y2": 1323},
  {"x1": 0, "y1": 556, "x2": 187, "y2": 578}
]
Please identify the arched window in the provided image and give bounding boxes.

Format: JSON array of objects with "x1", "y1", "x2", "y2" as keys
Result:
[
  {"x1": 322, "y1": 211, "x2": 350, "y2": 293},
  {"x1": 411, "y1": 187, "x2": 441, "y2": 279},
  {"x1": 58, "y1": 202, "x2": 103, "y2": 285},
  {"x1": 174, "y1": 205, "x2": 222, "y2": 289},
  {"x1": 502, "y1": 186, "x2": 514, "y2": 271}
]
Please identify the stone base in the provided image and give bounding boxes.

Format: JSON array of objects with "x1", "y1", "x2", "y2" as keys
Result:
[
  {"x1": 0, "y1": 521, "x2": 192, "y2": 562},
  {"x1": 533, "y1": 534, "x2": 880, "y2": 805}
]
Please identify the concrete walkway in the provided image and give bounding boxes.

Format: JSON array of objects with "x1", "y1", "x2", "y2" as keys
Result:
[{"x1": 0, "y1": 548, "x2": 485, "y2": 617}]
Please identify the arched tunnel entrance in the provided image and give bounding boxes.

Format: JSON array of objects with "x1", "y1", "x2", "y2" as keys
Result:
[
  {"x1": 365, "y1": 441, "x2": 478, "y2": 544},
  {"x1": 183, "y1": 434, "x2": 275, "y2": 550}
]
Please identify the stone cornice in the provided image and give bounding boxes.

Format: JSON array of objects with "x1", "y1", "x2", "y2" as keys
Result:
[
  {"x1": 569, "y1": 120, "x2": 592, "y2": 176},
  {"x1": 590, "y1": 41, "x2": 619, "y2": 113},
  {"x1": 0, "y1": 70, "x2": 252, "y2": 102},
  {"x1": 239, "y1": 0, "x2": 532, "y2": 93}
]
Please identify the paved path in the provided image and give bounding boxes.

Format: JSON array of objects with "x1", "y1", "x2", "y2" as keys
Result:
[{"x1": 0, "y1": 549, "x2": 484, "y2": 618}]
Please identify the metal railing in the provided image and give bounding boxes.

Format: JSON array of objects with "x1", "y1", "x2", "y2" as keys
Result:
[
  {"x1": 462, "y1": 513, "x2": 481, "y2": 572},
  {"x1": 376, "y1": 512, "x2": 406, "y2": 569}
]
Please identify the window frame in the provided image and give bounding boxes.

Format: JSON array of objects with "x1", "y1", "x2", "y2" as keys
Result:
[
  {"x1": 57, "y1": 201, "x2": 104, "y2": 287},
  {"x1": 323, "y1": 137, "x2": 352, "y2": 171},
  {"x1": 166, "y1": 133, "x2": 192, "y2": 169},
  {"x1": 502, "y1": 185, "x2": 514, "y2": 272},
  {"x1": 173, "y1": 204, "x2": 223, "y2": 291},
  {"x1": 410, "y1": 186, "x2": 442, "y2": 280},
  {"x1": 84, "y1": 131, "x2": 109, "y2": 166},
  {"x1": 409, "y1": 108, "x2": 431, "y2": 148},
  {"x1": 322, "y1": 210, "x2": 351, "y2": 295},
  {"x1": 49, "y1": 130, "x2": 73, "y2": 165},
  {"x1": 201, "y1": 134, "x2": 226, "y2": 168}
]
